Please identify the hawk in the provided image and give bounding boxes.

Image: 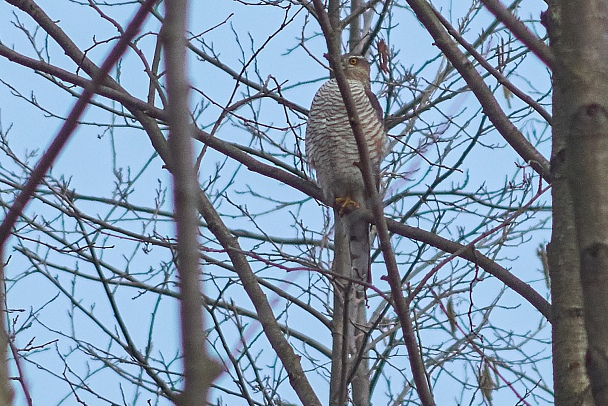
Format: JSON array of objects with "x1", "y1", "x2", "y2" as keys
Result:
[{"x1": 305, "y1": 54, "x2": 386, "y2": 286}]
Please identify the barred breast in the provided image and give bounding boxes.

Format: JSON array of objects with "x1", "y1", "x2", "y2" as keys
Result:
[{"x1": 306, "y1": 79, "x2": 386, "y2": 203}]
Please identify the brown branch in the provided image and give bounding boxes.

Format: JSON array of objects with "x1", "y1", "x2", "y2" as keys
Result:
[
  {"x1": 0, "y1": 44, "x2": 167, "y2": 119},
  {"x1": 383, "y1": 215, "x2": 552, "y2": 321},
  {"x1": 312, "y1": 1, "x2": 436, "y2": 405},
  {"x1": 341, "y1": 0, "x2": 383, "y2": 30},
  {"x1": 399, "y1": 183, "x2": 554, "y2": 322},
  {"x1": 0, "y1": 45, "x2": 321, "y2": 198},
  {"x1": 1, "y1": 0, "x2": 553, "y2": 378}
]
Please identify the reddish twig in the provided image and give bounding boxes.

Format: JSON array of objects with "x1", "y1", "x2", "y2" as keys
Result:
[
  {"x1": 408, "y1": 183, "x2": 551, "y2": 302},
  {"x1": 62, "y1": 365, "x2": 87, "y2": 406}
]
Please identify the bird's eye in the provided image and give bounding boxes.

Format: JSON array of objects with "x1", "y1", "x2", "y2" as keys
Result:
[{"x1": 349, "y1": 57, "x2": 358, "y2": 65}]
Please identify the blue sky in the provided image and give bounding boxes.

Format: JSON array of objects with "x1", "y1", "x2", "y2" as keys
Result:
[{"x1": 0, "y1": 0, "x2": 553, "y2": 404}]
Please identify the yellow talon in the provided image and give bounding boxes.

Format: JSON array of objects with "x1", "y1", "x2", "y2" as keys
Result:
[{"x1": 335, "y1": 196, "x2": 360, "y2": 216}]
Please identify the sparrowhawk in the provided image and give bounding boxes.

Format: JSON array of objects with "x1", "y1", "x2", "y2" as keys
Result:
[{"x1": 306, "y1": 54, "x2": 387, "y2": 287}]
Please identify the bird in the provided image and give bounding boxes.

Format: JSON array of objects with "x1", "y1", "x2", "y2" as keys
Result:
[{"x1": 305, "y1": 53, "x2": 386, "y2": 288}]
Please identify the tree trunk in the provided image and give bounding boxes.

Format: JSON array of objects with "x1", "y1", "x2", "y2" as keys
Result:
[{"x1": 548, "y1": 0, "x2": 608, "y2": 404}]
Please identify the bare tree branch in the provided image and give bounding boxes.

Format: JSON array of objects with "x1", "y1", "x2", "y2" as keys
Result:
[
  {"x1": 480, "y1": 0, "x2": 554, "y2": 69},
  {"x1": 162, "y1": 0, "x2": 220, "y2": 403},
  {"x1": 197, "y1": 191, "x2": 322, "y2": 406},
  {"x1": 0, "y1": 1, "x2": 558, "y2": 403}
]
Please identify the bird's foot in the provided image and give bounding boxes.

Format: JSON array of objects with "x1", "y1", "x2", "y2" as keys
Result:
[{"x1": 335, "y1": 196, "x2": 360, "y2": 216}]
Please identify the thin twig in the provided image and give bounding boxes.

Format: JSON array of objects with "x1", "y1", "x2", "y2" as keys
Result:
[
  {"x1": 404, "y1": 0, "x2": 551, "y2": 183},
  {"x1": 0, "y1": 0, "x2": 157, "y2": 247},
  {"x1": 479, "y1": 0, "x2": 554, "y2": 69}
]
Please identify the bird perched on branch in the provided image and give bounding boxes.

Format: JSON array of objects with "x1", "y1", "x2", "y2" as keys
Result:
[{"x1": 305, "y1": 54, "x2": 387, "y2": 288}]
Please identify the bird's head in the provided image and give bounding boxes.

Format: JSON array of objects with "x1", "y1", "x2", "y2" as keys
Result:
[{"x1": 341, "y1": 54, "x2": 371, "y2": 85}]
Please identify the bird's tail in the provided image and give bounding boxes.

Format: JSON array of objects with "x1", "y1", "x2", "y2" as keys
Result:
[{"x1": 345, "y1": 210, "x2": 371, "y2": 288}]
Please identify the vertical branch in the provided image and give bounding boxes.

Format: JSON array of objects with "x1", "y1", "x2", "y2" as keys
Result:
[
  {"x1": 329, "y1": 218, "x2": 351, "y2": 406},
  {"x1": 162, "y1": 0, "x2": 219, "y2": 404},
  {"x1": 349, "y1": 0, "x2": 362, "y2": 53},
  {"x1": 312, "y1": 2, "x2": 436, "y2": 405},
  {"x1": 325, "y1": 1, "x2": 368, "y2": 404},
  {"x1": 350, "y1": 6, "x2": 371, "y2": 396},
  {"x1": 327, "y1": 0, "x2": 342, "y2": 53},
  {"x1": 0, "y1": 266, "x2": 12, "y2": 406}
]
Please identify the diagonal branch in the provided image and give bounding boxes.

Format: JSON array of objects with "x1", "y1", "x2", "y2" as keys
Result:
[
  {"x1": 480, "y1": 0, "x2": 554, "y2": 69},
  {"x1": 431, "y1": 7, "x2": 552, "y2": 124},
  {"x1": 197, "y1": 191, "x2": 322, "y2": 406}
]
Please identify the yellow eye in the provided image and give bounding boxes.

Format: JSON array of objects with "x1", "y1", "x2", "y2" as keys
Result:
[{"x1": 349, "y1": 57, "x2": 358, "y2": 65}]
